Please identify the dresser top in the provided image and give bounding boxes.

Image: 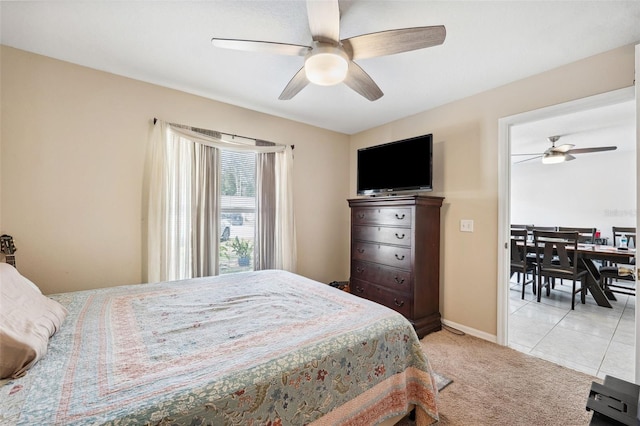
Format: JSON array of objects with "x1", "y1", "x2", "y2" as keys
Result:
[{"x1": 348, "y1": 194, "x2": 444, "y2": 208}]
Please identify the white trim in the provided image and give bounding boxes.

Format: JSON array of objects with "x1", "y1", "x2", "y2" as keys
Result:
[
  {"x1": 442, "y1": 319, "x2": 497, "y2": 343},
  {"x1": 496, "y1": 86, "x2": 636, "y2": 348},
  {"x1": 635, "y1": 43, "x2": 639, "y2": 385},
  {"x1": 496, "y1": 117, "x2": 511, "y2": 345}
]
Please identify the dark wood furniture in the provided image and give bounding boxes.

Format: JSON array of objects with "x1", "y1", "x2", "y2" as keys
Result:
[
  {"x1": 612, "y1": 226, "x2": 637, "y2": 248},
  {"x1": 510, "y1": 229, "x2": 536, "y2": 299},
  {"x1": 599, "y1": 226, "x2": 636, "y2": 297},
  {"x1": 510, "y1": 224, "x2": 533, "y2": 230},
  {"x1": 520, "y1": 240, "x2": 636, "y2": 308},
  {"x1": 348, "y1": 195, "x2": 444, "y2": 338},
  {"x1": 533, "y1": 230, "x2": 588, "y2": 310},
  {"x1": 558, "y1": 226, "x2": 597, "y2": 244}
]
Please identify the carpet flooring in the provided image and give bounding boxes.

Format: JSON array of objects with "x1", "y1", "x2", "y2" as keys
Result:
[{"x1": 403, "y1": 329, "x2": 600, "y2": 425}]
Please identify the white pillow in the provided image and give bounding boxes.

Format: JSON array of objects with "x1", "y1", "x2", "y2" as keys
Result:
[
  {"x1": 13, "y1": 269, "x2": 42, "y2": 294},
  {"x1": 0, "y1": 263, "x2": 41, "y2": 293},
  {"x1": 0, "y1": 263, "x2": 67, "y2": 379}
]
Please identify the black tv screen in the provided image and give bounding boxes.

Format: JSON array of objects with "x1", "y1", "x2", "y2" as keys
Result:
[{"x1": 357, "y1": 134, "x2": 433, "y2": 196}]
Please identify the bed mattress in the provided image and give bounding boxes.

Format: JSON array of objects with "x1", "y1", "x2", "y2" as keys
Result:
[{"x1": 0, "y1": 269, "x2": 438, "y2": 425}]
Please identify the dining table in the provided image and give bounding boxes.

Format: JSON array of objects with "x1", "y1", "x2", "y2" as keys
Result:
[
  {"x1": 520, "y1": 241, "x2": 636, "y2": 308},
  {"x1": 575, "y1": 243, "x2": 636, "y2": 308}
]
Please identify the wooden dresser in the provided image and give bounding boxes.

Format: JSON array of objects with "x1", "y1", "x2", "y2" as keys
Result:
[{"x1": 348, "y1": 195, "x2": 444, "y2": 338}]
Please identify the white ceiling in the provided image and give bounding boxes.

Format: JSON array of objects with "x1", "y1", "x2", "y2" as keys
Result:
[
  {"x1": 1, "y1": 1, "x2": 640, "y2": 135},
  {"x1": 511, "y1": 98, "x2": 636, "y2": 164}
]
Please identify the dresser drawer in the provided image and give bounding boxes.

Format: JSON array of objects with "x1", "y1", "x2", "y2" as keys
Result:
[
  {"x1": 352, "y1": 225, "x2": 412, "y2": 247},
  {"x1": 350, "y1": 279, "x2": 411, "y2": 317},
  {"x1": 352, "y1": 242, "x2": 412, "y2": 269},
  {"x1": 351, "y1": 260, "x2": 412, "y2": 292},
  {"x1": 352, "y1": 207, "x2": 412, "y2": 226}
]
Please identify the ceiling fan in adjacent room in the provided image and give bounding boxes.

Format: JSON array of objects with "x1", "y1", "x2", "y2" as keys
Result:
[
  {"x1": 512, "y1": 135, "x2": 617, "y2": 164},
  {"x1": 210, "y1": 0, "x2": 445, "y2": 101}
]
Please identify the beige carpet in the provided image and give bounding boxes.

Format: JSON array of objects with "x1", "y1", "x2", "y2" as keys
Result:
[{"x1": 414, "y1": 329, "x2": 600, "y2": 425}]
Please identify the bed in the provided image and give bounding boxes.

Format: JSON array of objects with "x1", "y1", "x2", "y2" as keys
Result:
[{"x1": 0, "y1": 265, "x2": 439, "y2": 425}]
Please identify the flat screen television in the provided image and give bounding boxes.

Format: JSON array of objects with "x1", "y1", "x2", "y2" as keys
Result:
[{"x1": 357, "y1": 133, "x2": 433, "y2": 196}]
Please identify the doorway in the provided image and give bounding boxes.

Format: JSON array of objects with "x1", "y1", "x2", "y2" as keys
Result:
[{"x1": 497, "y1": 86, "x2": 637, "y2": 379}]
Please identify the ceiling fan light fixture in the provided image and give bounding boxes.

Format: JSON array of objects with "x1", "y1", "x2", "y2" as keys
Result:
[
  {"x1": 304, "y1": 43, "x2": 348, "y2": 86},
  {"x1": 541, "y1": 151, "x2": 566, "y2": 164}
]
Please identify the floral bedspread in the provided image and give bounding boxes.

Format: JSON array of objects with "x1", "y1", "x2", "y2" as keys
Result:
[{"x1": 0, "y1": 270, "x2": 438, "y2": 425}]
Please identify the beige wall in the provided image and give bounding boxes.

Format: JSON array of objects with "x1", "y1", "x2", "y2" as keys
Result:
[
  {"x1": 349, "y1": 44, "x2": 636, "y2": 336},
  {"x1": 0, "y1": 46, "x2": 350, "y2": 294},
  {"x1": 2, "y1": 43, "x2": 636, "y2": 336}
]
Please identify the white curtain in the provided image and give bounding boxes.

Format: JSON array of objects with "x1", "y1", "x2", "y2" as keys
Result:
[
  {"x1": 148, "y1": 120, "x2": 295, "y2": 282},
  {"x1": 274, "y1": 148, "x2": 296, "y2": 271},
  {"x1": 147, "y1": 121, "x2": 219, "y2": 282}
]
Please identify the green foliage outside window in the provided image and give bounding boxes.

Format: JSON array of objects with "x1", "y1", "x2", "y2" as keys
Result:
[{"x1": 220, "y1": 151, "x2": 255, "y2": 197}]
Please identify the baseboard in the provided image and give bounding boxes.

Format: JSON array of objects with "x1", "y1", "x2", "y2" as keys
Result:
[{"x1": 441, "y1": 319, "x2": 498, "y2": 344}]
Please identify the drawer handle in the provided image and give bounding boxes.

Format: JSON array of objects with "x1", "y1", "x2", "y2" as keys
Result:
[
  {"x1": 357, "y1": 248, "x2": 365, "y2": 254},
  {"x1": 356, "y1": 267, "x2": 365, "y2": 273},
  {"x1": 395, "y1": 213, "x2": 405, "y2": 220},
  {"x1": 395, "y1": 233, "x2": 405, "y2": 239},
  {"x1": 394, "y1": 276, "x2": 405, "y2": 284},
  {"x1": 355, "y1": 286, "x2": 364, "y2": 293},
  {"x1": 394, "y1": 298, "x2": 404, "y2": 307},
  {"x1": 357, "y1": 213, "x2": 365, "y2": 219},
  {"x1": 395, "y1": 254, "x2": 405, "y2": 260}
]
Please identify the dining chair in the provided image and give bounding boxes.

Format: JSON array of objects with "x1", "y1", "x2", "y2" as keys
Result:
[
  {"x1": 599, "y1": 227, "x2": 636, "y2": 297},
  {"x1": 510, "y1": 229, "x2": 536, "y2": 299},
  {"x1": 558, "y1": 227, "x2": 596, "y2": 244},
  {"x1": 511, "y1": 224, "x2": 534, "y2": 230},
  {"x1": 612, "y1": 227, "x2": 636, "y2": 249},
  {"x1": 531, "y1": 226, "x2": 557, "y2": 232},
  {"x1": 528, "y1": 226, "x2": 558, "y2": 283},
  {"x1": 526, "y1": 227, "x2": 557, "y2": 251},
  {"x1": 556, "y1": 228, "x2": 597, "y2": 286},
  {"x1": 533, "y1": 230, "x2": 588, "y2": 310}
]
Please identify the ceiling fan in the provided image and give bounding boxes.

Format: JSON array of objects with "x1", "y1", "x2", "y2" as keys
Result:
[
  {"x1": 512, "y1": 135, "x2": 617, "y2": 164},
  {"x1": 210, "y1": 0, "x2": 445, "y2": 101}
]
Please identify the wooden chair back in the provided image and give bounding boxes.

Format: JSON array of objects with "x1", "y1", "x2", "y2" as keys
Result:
[
  {"x1": 531, "y1": 226, "x2": 557, "y2": 232},
  {"x1": 558, "y1": 227, "x2": 596, "y2": 244},
  {"x1": 533, "y1": 230, "x2": 580, "y2": 277},
  {"x1": 511, "y1": 224, "x2": 533, "y2": 230},
  {"x1": 510, "y1": 229, "x2": 528, "y2": 268},
  {"x1": 612, "y1": 227, "x2": 636, "y2": 248}
]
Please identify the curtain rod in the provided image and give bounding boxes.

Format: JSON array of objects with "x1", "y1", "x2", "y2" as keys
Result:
[{"x1": 153, "y1": 117, "x2": 294, "y2": 150}]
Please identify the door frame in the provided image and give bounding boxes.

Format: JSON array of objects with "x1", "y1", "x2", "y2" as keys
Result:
[
  {"x1": 496, "y1": 86, "x2": 637, "y2": 358},
  {"x1": 635, "y1": 43, "x2": 639, "y2": 384}
]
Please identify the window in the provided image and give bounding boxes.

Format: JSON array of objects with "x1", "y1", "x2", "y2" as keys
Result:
[
  {"x1": 219, "y1": 150, "x2": 256, "y2": 273},
  {"x1": 147, "y1": 121, "x2": 296, "y2": 283}
]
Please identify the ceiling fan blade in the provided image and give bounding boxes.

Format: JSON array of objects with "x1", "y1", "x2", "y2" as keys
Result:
[
  {"x1": 342, "y1": 26, "x2": 446, "y2": 60},
  {"x1": 513, "y1": 155, "x2": 542, "y2": 164},
  {"x1": 564, "y1": 154, "x2": 576, "y2": 161},
  {"x1": 278, "y1": 67, "x2": 309, "y2": 100},
  {"x1": 567, "y1": 146, "x2": 617, "y2": 155},
  {"x1": 551, "y1": 143, "x2": 575, "y2": 153},
  {"x1": 343, "y1": 62, "x2": 383, "y2": 101},
  {"x1": 307, "y1": 0, "x2": 340, "y2": 43},
  {"x1": 211, "y1": 38, "x2": 310, "y2": 56}
]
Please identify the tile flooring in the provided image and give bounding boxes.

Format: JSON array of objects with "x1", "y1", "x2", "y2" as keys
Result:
[{"x1": 508, "y1": 275, "x2": 636, "y2": 383}]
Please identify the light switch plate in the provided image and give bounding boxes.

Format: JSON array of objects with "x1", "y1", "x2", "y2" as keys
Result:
[{"x1": 460, "y1": 219, "x2": 474, "y2": 232}]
